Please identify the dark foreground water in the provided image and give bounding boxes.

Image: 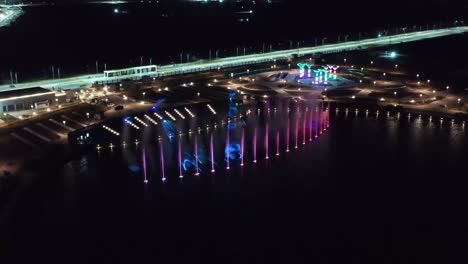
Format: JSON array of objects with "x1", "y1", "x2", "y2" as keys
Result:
[{"x1": 1, "y1": 111, "x2": 466, "y2": 262}]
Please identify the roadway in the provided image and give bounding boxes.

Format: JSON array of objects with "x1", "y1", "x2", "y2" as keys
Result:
[{"x1": 1, "y1": 26, "x2": 468, "y2": 92}]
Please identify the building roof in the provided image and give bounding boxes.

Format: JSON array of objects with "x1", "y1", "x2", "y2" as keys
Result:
[{"x1": 0, "y1": 87, "x2": 53, "y2": 100}]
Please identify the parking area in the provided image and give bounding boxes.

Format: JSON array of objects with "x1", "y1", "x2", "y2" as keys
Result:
[{"x1": 0, "y1": 104, "x2": 103, "y2": 162}]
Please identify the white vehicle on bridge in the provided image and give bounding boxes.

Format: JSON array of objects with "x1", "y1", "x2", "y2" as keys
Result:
[{"x1": 104, "y1": 65, "x2": 157, "y2": 78}]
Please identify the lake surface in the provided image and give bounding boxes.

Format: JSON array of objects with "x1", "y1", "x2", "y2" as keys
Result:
[{"x1": 1, "y1": 108, "x2": 466, "y2": 262}]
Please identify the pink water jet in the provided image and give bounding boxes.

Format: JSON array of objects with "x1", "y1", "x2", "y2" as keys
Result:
[
  {"x1": 142, "y1": 148, "x2": 148, "y2": 183},
  {"x1": 276, "y1": 130, "x2": 280, "y2": 156},
  {"x1": 320, "y1": 103, "x2": 323, "y2": 135},
  {"x1": 295, "y1": 117, "x2": 299, "y2": 149},
  {"x1": 323, "y1": 103, "x2": 328, "y2": 132},
  {"x1": 302, "y1": 113, "x2": 306, "y2": 145},
  {"x1": 286, "y1": 118, "x2": 290, "y2": 152},
  {"x1": 253, "y1": 127, "x2": 257, "y2": 163},
  {"x1": 315, "y1": 108, "x2": 319, "y2": 138},
  {"x1": 210, "y1": 132, "x2": 215, "y2": 172},
  {"x1": 265, "y1": 123, "x2": 269, "y2": 159},
  {"x1": 309, "y1": 110, "x2": 313, "y2": 142}
]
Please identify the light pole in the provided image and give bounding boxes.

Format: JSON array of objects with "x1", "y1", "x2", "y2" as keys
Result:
[{"x1": 322, "y1": 38, "x2": 327, "y2": 45}]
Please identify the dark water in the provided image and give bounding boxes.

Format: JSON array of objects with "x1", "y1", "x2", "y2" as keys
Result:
[
  {"x1": 0, "y1": 0, "x2": 466, "y2": 82},
  {"x1": 1, "y1": 109, "x2": 466, "y2": 262}
]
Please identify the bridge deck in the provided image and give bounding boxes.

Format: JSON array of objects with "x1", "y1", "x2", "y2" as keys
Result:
[{"x1": 1, "y1": 27, "x2": 467, "y2": 92}]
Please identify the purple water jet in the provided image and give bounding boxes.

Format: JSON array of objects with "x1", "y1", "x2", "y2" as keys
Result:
[
  {"x1": 265, "y1": 123, "x2": 269, "y2": 160},
  {"x1": 309, "y1": 110, "x2": 313, "y2": 142},
  {"x1": 286, "y1": 118, "x2": 290, "y2": 152},
  {"x1": 320, "y1": 103, "x2": 323, "y2": 135},
  {"x1": 142, "y1": 148, "x2": 148, "y2": 184},
  {"x1": 302, "y1": 113, "x2": 306, "y2": 145},
  {"x1": 295, "y1": 117, "x2": 299, "y2": 149},
  {"x1": 253, "y1": 127, "x2": 257, "y2": 163},
  {"x1": 276, "y1": 130, "x2": 280, "y2": 156},
  {"x1": 315, "y1": 108, "x2": 319, "y2": 138}
]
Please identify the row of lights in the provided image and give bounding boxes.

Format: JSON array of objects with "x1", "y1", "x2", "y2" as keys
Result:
[
  {"x1": 207, "y1": 104, "x2": 217, "y2": 115},
  {"x1": 337, "y1": 108, "x2": 466, "y2": 126},
  {"x1": 154, "y1": 112, "x2": 164, "y2": 120},
  {"x1": 102, "y1": 125, "x2": 120, "y2": 136},
  {"x1": 165, "y1": 111, "x2": 177, "y2": 121},
  {"x1": 134, "y1": 116, "x2": 148, "y2": 127},
  {"x1": 144, "y1": 114, "x2": 158, "y2": 125},
  {"x1": 125, "y1": 119, "x2": 140, "y2": 130},
  {"x1": 184, "y1": 107, "x2": 195, "y2": 117},
  {"x1": 174, "y1": 109, "x2": 186, "y2": 119}
]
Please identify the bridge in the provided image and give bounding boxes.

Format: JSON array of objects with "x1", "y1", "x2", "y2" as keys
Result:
[{"x1": 1, "y1": 26, "x2": 468, "y2": 92}]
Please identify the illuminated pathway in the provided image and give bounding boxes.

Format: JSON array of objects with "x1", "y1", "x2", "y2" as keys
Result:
[
  {"x1": 0, "y1": 6, "x2": 23, "y2": 27},
  {"x1": 1, "y1": 27, "x2": 468, "y2": 92}
]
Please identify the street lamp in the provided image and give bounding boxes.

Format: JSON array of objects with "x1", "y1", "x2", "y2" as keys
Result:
[{"x1": 86, "y1": 112, "x2": 90, "y2": 119}]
